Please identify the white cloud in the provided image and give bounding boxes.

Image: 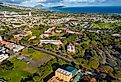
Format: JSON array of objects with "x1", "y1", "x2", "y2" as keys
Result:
[
  {"x1": 30, "y1": 0, "x2": 47, "y2": 3},
  {"x1": 1, "y1": 0, "x2": 121, "y2": 7},
  {"x1": 63, "y1": 0, "x2": 106, "y2": 3}
]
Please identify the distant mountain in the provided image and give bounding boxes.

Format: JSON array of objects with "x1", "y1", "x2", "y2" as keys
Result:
[
  {"x1": 34, "y1": 4, "x2": 45, "y2": 9},
  {"x1": 34, "y1": 5, "x2": 66, "y2": 10},
  {"x1": 2, "y1": 4, "x2": 33, "y2": 10},
  {"x1": 50, "y1": 6, "x2": 65, "y2": 9},
  {"x1": 0, "y1": 2, "x2": 3, "y2": 4},
  {"x1": 0, "y1": 4, "x2": 33, "y2": 12},
  {"x1": 0, "y1": 4, "x2": 16, "y2": 11}
]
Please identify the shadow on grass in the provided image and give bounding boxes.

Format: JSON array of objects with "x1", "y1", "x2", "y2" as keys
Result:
[{"x1": 43, "y1": 71, "x2": 55, "y2": 82}]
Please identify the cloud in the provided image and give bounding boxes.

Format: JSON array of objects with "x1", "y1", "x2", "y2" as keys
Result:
[
  {"x1": 0, "y1": 0, "x2": 106, "y2": 4},
  {"x1": 63, "y1": 0, "x2": 106, "y2": 3},
  {"x1": 0, "y1": 0, "x2": 26, "y2": 4},
  {"x1": 0, "y1": 0, "x2": 121, "y2": 7}
]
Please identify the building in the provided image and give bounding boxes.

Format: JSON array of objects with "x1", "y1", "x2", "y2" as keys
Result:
[
  {"x1": 72, "y1": 73, "x2": 84, "y2": 82},
  {"x1": 55, "y1": 68, "x2": 73, "y2": 82},
  {"x1": 14, "y1": 30, "x2": 32, "y2": 40},
  {"x1": 40, "y1": 33, "x2": 51, "y2": 38},
  {"x1": 0, "y1": 54, "x2": 9, "y2": 62},
  {"x1": 0, "y1": 48, "x2": 9, "y2": 63},
  {"x1": 65, "y1": 66, "x2": 77, "y2": 76},
  {"x1": 13, "y1": 45, "x2": 25, "y2": 53},
  {"x1": 29, "y1": 12, "x2": 32, "y2": 16},
  {"x1": 40, "y1": 40, "x2": 63, "y2": 45},
  {"x1": 1, "y1": 41, "x2": 11, "y2": 45},
  {"x1": 5, "y1": 43, "x2": 16, "y2": 50},
  {"x1": 0, "y1": 36, "x2": 11, "y2": 45},
  {"x1": 48, "y1": 66, "x2": 96, "y2": 82},
  {"x1": 67, "y1": 44, "x2": 75, "y2": 53},
  {"x1": 40, "y1": 27, "x2": 56, "y2": 38},
  {"x1": 14, "y1": 34, "x2": 23, "y2": 40},
  {"x1": 48, "y1": 68, "x2": 73, "y2": 82},
  {"x1": 5, "y1": 43, "x2": 25, "y2": 53},
  {"x1": 0, "y1": 36, "x2": 3, "y2": 41},
  {"x1": 112, "y1": 34, "x2": 121, "y2": 37}
]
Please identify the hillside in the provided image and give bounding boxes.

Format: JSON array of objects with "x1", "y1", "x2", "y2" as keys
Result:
[{"x1": 0, "y1": 4, "x2": 32, "y2": 12}]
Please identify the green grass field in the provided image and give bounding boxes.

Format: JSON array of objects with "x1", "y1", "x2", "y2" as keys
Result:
[
  {"x1": 91, "y1": 22, "x2": 121, "y2": 30},
  {"x1": 0, "y1": 58, "x2": 36, "y2": 82},
  {"x1": 0, "y1": 57, "x2": 68, "y2": 82},
  {"x1": 21, "y1": 48, "x2": 48, "y2": 60}
]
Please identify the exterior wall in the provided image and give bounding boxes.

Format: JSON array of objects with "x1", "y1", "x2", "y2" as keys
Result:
[{"x1": 55, "y1": 70, "x2": 72, "y2": 82}]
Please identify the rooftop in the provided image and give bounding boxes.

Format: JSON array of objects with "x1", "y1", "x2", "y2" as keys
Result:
[
  {"x1": 65, "y1": 66, "x2": 77, "y2": 75},
  {"x1": 56, "y1": 68, "x2": 72, "y2": 76}
]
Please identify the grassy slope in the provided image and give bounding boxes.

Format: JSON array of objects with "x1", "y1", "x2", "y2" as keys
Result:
[{"x1": 0, "y1": 5, "x2": 30, "y2": 12}]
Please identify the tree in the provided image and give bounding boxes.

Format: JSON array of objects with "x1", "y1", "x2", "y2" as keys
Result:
[
  {"x1": 21, "y1": 76, "x2": 34, "y2": 82},
  {"x1": 88, "y1": 59, "x2": 99, "y2": 69},
  {"x1": 1, "y1": 60, "x2": 14, "y2": 70}
]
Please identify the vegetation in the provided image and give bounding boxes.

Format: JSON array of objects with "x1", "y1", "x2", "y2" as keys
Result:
[
  {"x1": 0, "y1": 5, "x2": 30, "y2": 12},
  {"x1": 91, "y1": 22, "x2": 121, "y2": 30},
  {"x1": 0, "y1": 57, "x2": 68, "y2": 82},
  {"x1": 21, "y1": 48, "x2": 49, "y2": 60},
  {"x1": 0, "y1": 58, "x2": 34, "y2": 82}
]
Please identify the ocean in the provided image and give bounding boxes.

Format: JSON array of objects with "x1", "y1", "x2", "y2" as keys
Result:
[{"x1": 49, "y1": 6, "x2": 121, "y2": 14}]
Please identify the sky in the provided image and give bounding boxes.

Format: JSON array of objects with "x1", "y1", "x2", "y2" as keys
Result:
[{"x1": 0, "y1": 0, "x2": 121, "y2": 7}]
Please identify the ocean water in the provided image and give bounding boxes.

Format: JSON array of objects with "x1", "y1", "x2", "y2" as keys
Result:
[{"x1": 49, "y1": 6, "x2": 121, "y2": 14}]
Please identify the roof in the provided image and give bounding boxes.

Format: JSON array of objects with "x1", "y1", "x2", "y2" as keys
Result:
[
  {"x1": 56, "y1": 68, "x2": 72, "y2": 76},
  {"x1": 65, "y1": 66, "x2": 77, "y2": 75},
  {"x1": 1, "y1": 41, "x2": 11, "y2": 45},
  {"x1": 72, "y1": 73, "x2": 84, "y2": 82},
  {"x1": 0, "y1": 36, "x2": 2, "y2": 41}
]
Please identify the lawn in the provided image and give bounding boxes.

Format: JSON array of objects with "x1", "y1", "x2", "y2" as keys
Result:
[
  {"x1": 0, "y1": 58, "x2": 36, "y2": 82},
  {"x1": 91, "y1": 22, "x2": 113, "y2": 29},
  {"x1": 0, "y1": 57, "x2": 69, "y2": 82},
  {"x1": 21, "y1": 48, "x2": 48, "y2": 60},
  {"x1": 91, "y1": 22, "x2": 121, "y2": 30}
]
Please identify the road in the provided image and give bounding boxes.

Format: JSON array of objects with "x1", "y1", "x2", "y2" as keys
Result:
[
  {"x1": 31, "y1": 46, "x2": 73, "y2": 63},
  {"x1": 20, "y1": 43, "x2": 76, "y2": 64}
]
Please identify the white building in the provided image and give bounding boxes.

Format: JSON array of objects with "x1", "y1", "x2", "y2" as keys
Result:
[
  {"x1": 40, "y1": 40, "x2": 63, "y2": 45},
  {"x1": 0, "y1": 54, "x2": 9, "y2": 62},
  {"x1": 0, "y1": 36, "x2": 2, "y2": 42},
  {"x1": 29, "y1": 12, "x2": 32, "y2": 16},
  {"x1": 0, "y1": 47, "x2": 9, "y2": 63},
  {"x1": 13, "y1": 45, "x2": 25, "y2": 53},
  {"x1": 112, "y1": 34, "x2": 121, "y2": 37},
  {"x1": 5, "y1": 43, "x2": 16, "y2": 50},
  {"x1": 5, "y1": 43, "x2": 25, "y2": 53},
  {"x1": 67, "y1": 44, "x2": 75, "y2": 53}
]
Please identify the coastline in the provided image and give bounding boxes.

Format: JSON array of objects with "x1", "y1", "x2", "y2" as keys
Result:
[{"x1": 47, "y1": 6, "x2": 121, "y2": 15}]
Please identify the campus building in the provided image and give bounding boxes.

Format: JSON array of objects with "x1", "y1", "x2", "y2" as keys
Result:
[{"x1": 48, "y1": 68, "x2": 73, "y2": 82}]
